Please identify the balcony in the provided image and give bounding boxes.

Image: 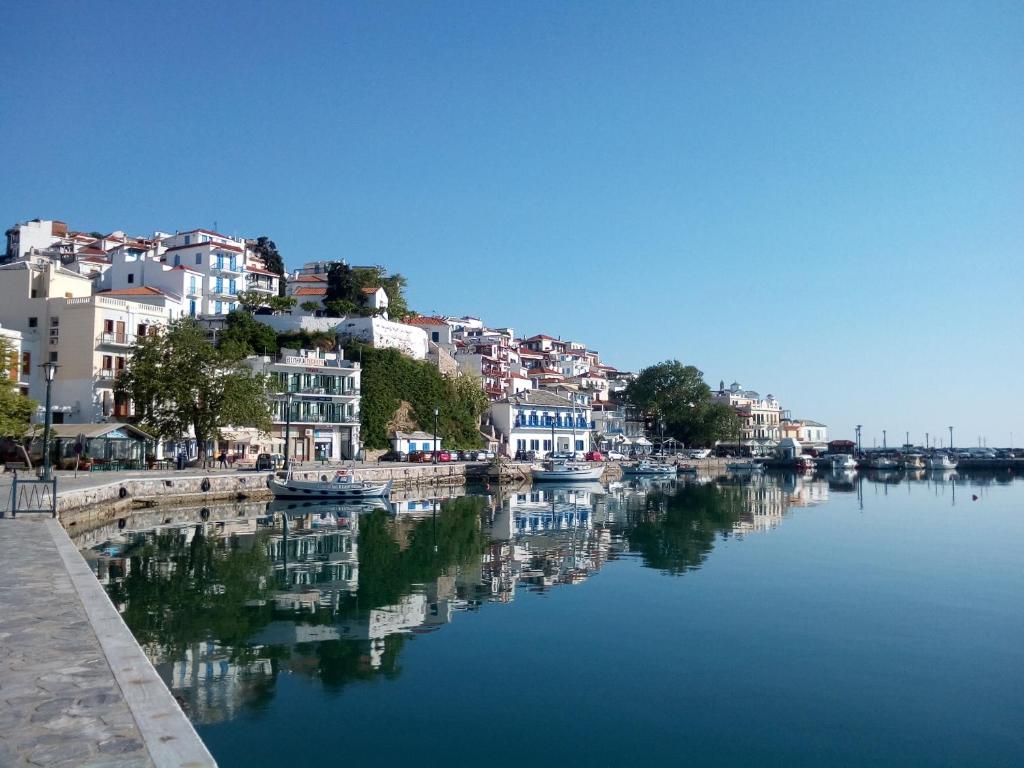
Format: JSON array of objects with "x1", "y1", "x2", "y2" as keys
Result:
[
  {"x1": 211, "y1": 259, "x2": 243, "y2": 275},
  {"x1": 274, "y1": 412, "x2": 360, "y2": 425},
  {"x1": 277, "y1": 387, "x2": 360, "y2": 397},
  {"x1": 96, "y1": 332, "x2": 132, "y2": 347},
  {"x1": 514, "y1": 418, "x2": 594, "y2": 431},
  {"x1": 96, "y1": 368, "x2": 122, "y2": 382},
  {"x1": 246, "y1": 281, "x2": 276, "y2": 294}
]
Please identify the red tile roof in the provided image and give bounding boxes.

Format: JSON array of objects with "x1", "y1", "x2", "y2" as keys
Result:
[
  {"x1": 292, "y1": 274, "x2": 327, "y2": 283},
  {"x1": 97, "y1": 287, "x2": 167, "y2": 297},
  {"x1": 405, "y1": 316, "x2": 447, "y2": 326},
  {"x1": 294, "y1": 287, "x2": 327, "y2": 297},
  {"x1": 361, "y1": 286, "x2": 382, "y2": 295}
]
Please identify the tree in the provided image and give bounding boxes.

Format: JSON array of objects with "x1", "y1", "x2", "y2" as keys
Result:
[
  {"x1": 0, "y1": 338, "x2": 35, "y2": 438},
  {"x1": 323, "y1": 263, "x2": 412, "y2": 318},
  {"x1": 625, "y1": 360, "x2": 737, "y2": 446},
  {"x1": 116, "y1": 318, "x2": 273, "y2": 461},
  {"x1": 266, "y1": 295, "x2": 296, "y2": 314},
  {"x1": 219, "y1": 311, "x2": 278, "y2": 356},
  {"x1": 300, "y1": 301, "x2": 322, "y2": 314},
  {"x1": 235, "y1": 291, "x2": 296, "y2": 316},
  {"x1": 251, "y1": 237, "x2": 286, "y2": 297}
]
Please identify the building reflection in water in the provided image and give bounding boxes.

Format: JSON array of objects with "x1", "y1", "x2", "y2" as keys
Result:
[{"x1": 78, "y1": 473, "x2": 837, "y2": 725}]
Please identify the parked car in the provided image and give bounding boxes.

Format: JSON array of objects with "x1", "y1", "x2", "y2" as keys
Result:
[
  {"x1": 605, "y1": 450, "x2": 625, "y2": 461},
  {"x1": 433, "y1": 450, "x2": 453, "y2": 462},
  {"x1": 408, "y1": 450, "x2": 430, "y2": 463},
  {"x1": 255, "y1": 453, "x2": 275, "y2": 471},
  {"x1": 584, "y1": 450, "x2": 604, "y2": 462},
  {"x1": 379, "y1": 450, "x2": 407, "y2": 462}
]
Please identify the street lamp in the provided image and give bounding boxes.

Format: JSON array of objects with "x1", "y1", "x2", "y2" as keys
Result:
[
  {"x1": 948, "y1": 426, "x2": 954, "y2": 453},
  {"x1": 39, "y1": 361, "x2": 59, "y2": 482},
  {"x1": 283, "y1": 391, "x2": 294, "y2": 471},
  {"x1": 855, "y1": 425, "x2": 862, "y2": 455},
  {"x1": 433, "y1": 407, "x2": 439, "y2": 464}
]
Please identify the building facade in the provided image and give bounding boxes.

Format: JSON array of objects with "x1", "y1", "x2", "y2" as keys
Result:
[
  {"x1": 246, "y1": 348, "x2": 362, "y2": 460},
  {"x1": 489, "y1": 390, "x2": 593, "y2": 458}
]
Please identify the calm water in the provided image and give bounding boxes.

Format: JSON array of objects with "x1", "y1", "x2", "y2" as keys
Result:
[{"x1": 78, "y1": 470, "x2": 1024, "y2": 767}]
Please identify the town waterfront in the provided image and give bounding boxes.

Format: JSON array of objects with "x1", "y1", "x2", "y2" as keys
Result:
[{"x1": 75, "y1": 470, "x2": 1024, "y2": 767}]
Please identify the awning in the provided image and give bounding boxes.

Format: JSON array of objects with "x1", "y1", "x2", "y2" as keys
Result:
[{"x1": 634, "y1": 437, "x2": 653, "y2": 446}]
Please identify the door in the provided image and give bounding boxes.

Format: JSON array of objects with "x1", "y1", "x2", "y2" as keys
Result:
[{"x1": 115, "y1": 321, "x2": 126, "y2": 343}]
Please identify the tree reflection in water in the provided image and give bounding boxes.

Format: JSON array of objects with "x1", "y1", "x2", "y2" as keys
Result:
[
  {"x1": 101, "y1": 496, "x2": 487, "y2": 719},
  {"x1": 624, "y1": 483, "x2": 747, "y2": 575}
]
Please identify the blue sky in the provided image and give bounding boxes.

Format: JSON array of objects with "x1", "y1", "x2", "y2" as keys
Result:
[{"x1": 2, "y1": 1, "x2": 1022, "y2": 446}]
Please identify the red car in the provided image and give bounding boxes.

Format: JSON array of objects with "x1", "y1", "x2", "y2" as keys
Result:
[
  {"x1": 584, "y1": 450, "x2": 604, "y2": 462},
  {"x1": 433, "y1": 450, "x2": 452, "y2": 462},
  {"x1": 408, "y1": 450, "x2": 430, "y2": 463}
]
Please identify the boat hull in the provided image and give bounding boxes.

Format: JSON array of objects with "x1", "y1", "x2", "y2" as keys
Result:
[
  {"x1": 531, "y1": 468, "x2": 604, "y2": 482},
  {"x1": 268, "y1": 477, "x2": 392, "y2": 499}
]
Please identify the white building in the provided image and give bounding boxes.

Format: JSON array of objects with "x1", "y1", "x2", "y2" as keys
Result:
[
  {"x1": 390, "y1": 431, "x2": 442, "y2": 455},
  {"x1": 489, "y1": 390, "x2": 592, "y2": 458},
  {"x1": 245, "y1": 347, "x2": 362, "y2": 460},
  {"x1": 336, "y1": 317, "x2": 428, "y2": 360},
  {"x1": 713, "y1": 381, "x2": 782, "y2": 447},
  {"x1": 0, "y1": 260, "x2": 177, "y2": 422}
]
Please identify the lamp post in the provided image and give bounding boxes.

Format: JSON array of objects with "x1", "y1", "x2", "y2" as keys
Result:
[
  {"x1": 882, "y1": 429, "x2": 887, "y2": 451},
  {"x1": 948, "y1": 426, "x2": 954, "y2": 454},
  {"x1": 283, "y1": 391, "x2": 294, "y2": 471},
  {"x1": 433, "y1": 407, "x2": 439, "y2": 464},
  {"x1": 855, "y1": 425, "x2": 862, "y2": 455},
  {"x1": 39, "y1": 361, "x2": 59, "y2": 482},
  {"x1": 926, "y1": 432, "x2": 929, "y2": 450}
]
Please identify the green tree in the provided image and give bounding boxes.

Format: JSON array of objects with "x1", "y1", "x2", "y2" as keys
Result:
[
  {"x1": 251, "y1": 236, "x2": 287, "y2": 297},
  {"x1": 323, "y1": 263, "x2": 411, "y2": 318},
  {"x1": 219, "y1": 311, "x2": 278, "y2": 356},
  {"x1": 626, "y1": 360, "x2": 737, "y2": 446},
  {"x1": 300, "y1": 301, "x2": 322, "y2": 314},
  {"x1": 350, "y1": 343, "x2": 488, "y2": 449},
  {"x1": 0, "y1": 338, "x2": 35, "y2": 438},
  {"x1": 116, "y1": 318, "x2": 273, "y2": 461}
]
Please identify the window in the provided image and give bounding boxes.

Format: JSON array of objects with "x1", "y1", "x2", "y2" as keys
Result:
[
  {"x1": 229, "y1": 303, "x2": 236, "y2": 312},
  {"x1": 21, "y1": 352, "x2": 30, "y2": 375},
  {"x1": 184, "y1": 235, "x2": 190, "y2": 245},
  {"x1": 189, "y1": 300, "x2": 196, "y2": 316},
  {"x1": 195, "y1": 253, "x2": 202, "y2": 265},
  {"x1": 189, "y1": 276, "x2": 197, "y2": 294},
  {"x1": 575, "y1": 440, "x2": 584, "y2": 451},
  {"x1": 127, "y1": 273, "x2": 134, "y2": 284},
  {"x1": 102, "y1": 355, "x2": 113, "y2": 370},
  {"x1": 30, "y1": 289, "x2": 38, "y2": 298},
  {"x1": 530, "y1": 439, "x2": 540, "y2": 450},
  {"x1": 432, "y1": 332, "x2": 439, "y2": 342},
  {"x1": 28, "y1": 317, "x2": 37, "y2": 328},
  {"x1": 215, "y1": 301, "x2": 223, "y2": 314},
  {"x1": 215, "y1": 276, "x2": 223, "y2": 293},
  {"x1": 50, "y1": 317, "x2": 59, "y2": 327},
  {"x1": 137, "y1": 324, "x2": 146, "y2": 337},
  {"x1": 543, "y1": 439, "x2": 552, "y2": 451},
  {"x1": 49, "y1": 351, "x2": 58, "y2": 363},
  {"x1": 228, "y1": 278, "x2": 236, "y2": 295},
  {"x1": 174, "y1": 255, "x2": 180, "y2": 266}
]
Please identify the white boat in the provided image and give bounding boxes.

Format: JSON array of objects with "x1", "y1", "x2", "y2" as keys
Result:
[
  {"x1": 925, "y1": 453, "x2": 958, "y2": 470},
  {"x1": 830, "y1": 454, "x2": 857, "y2": 471},
  {"x1": 268, "y1": 469, "x2": 392, "y2": 500},
  {"x1": 531, "y1": 458, "x2": 604, "y2": 482},
  {"x1": 900, "y1": 454, "x2": 926, "y2": 470},
  {"x1": 726, "y1": 460, "x2": 763, "y2": 474},
  {"x1": 869, "y1": 457, "x2": 899, "y2": 471},
  {"x1": 622, "y1": 460, "x2": 676, "y2": 476}
]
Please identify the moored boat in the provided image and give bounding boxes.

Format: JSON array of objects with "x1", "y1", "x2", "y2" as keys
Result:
[
  {"x1": 726, "y1": 460, "x2": 763, "y2": 474},
  {"x1": 869, "y1": 456, "x2": 899, "y2": 471},
  {"x1": 623, "y1": 460, "x2": 676, "y2": 476},
  {"x1": 900, "y1": 454, "x2": 926, "y2": 470},
  {"x1": 268, "y1": 469, "x2": 392, "y2": 500},
  {"x1": 925, "y1": 453, "x2": 958, "y2": 470},
  {"x1": 531, "y1": 458, "x2": 604, "y2": 482},
  {"x1": 830, "y1": 454, "x2": 857, "y2": 471}
]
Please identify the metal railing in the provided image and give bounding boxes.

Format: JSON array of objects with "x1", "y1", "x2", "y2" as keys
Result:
[{"x1": 8, "y1": 474, "x2": 57, "y2": 518}]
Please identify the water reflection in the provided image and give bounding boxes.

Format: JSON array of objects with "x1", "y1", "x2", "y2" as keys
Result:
[{"x1": 76, "y1": 468, "x2": 1015, "y2": 729}]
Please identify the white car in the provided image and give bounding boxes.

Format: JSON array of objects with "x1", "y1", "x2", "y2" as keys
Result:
[
  {"x1": 606, "y1": 451, "x2": 626, "y2": 460},
  {"x1": 688, "y1": 448, "x2": 712, "y2": 459}
]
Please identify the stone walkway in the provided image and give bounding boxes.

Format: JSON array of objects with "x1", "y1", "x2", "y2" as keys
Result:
[{"x1": 0, "y1": 517, "x2": 215, "y2": 767}]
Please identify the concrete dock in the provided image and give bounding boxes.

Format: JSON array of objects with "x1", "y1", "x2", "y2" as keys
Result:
[{"x1": 0, "y1": 516, "x2": 216, "y2": 767}]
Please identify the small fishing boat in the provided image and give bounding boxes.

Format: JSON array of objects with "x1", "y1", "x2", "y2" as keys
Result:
[
  {"x1": 869, "y1": 456, "x2": 899, "y2": 471},
  {"x1": 623, "y1": 460, "x2": 676, "y2": 476},
  {"x1": 676, "y1": 463, "x2": 698, "y2": 475},
  {"x1": 900, "y1": 454, "x2": 926, "y2": 470},
  {"x1": 531, "y1": 458, "x2": 604, "y2": 482},
  {"x1": 268, "y1": 469, "x2": 392, "y2": 500},
  {"x1": 726, "y1": 460, "x2": 763, "y2": 474},
  {"x1": 925, "y1": 453, "x2": 958, "y2": 470},
  {"x1": 830, "y1": 454, "x2": 857, "y2": 471}
]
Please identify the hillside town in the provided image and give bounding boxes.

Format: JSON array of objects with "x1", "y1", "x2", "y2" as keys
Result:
[{"x1": 1, "y1": 217, "x2": 828, "y2": 466}]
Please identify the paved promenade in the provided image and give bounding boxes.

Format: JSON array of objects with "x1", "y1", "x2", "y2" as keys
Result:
[{"x1": 0, "y1": 516, "x2": 215, "y2": 767}]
